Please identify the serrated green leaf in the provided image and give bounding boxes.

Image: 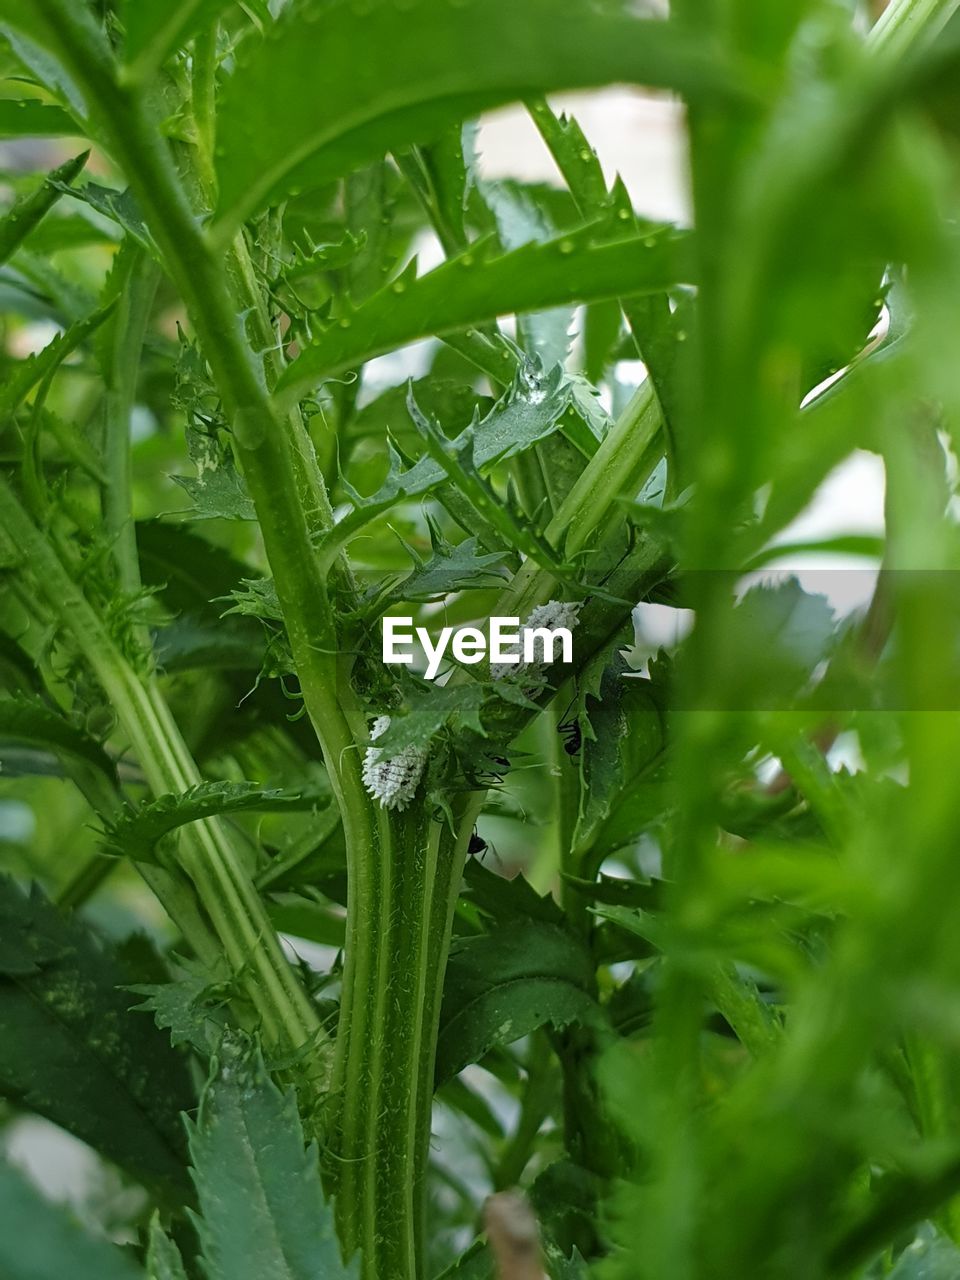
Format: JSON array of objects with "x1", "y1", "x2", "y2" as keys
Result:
[
  {"x1": 146, "y1": 1215, "x2": 189, "y2": 1280},
  {"x1": 0, "y1": 877, "x2": 194, "y2": 1195},
  {"x1": 188, "y1": 1038, "x2": 355, "y2": 1280},
  {"x1": 527, "y1": 98, "x2": 609, "y2": 217},
  {"x1": 0, "y1": 695, "x2": 119, "y2": 787},
  {"x1": 170, "y1": 425, "x2": 257, "y2": 521},
  {"x1": 373, "y1": 682, "x2": 487, "y2": 755},
  {"x1": 574, "y1": 647, "x2": 665, "y2": 853},
  {"x1": 325, "y1": 366, "x2": 570, "y2": 556},
  {"x1": 436, "y1": 921, "x2": 603, "y2": 1084},
  {"x1": 0, "y1": 1160, "x2": 144, "y2": 1280},
  {"x1": 101, "y1": 780, "x2": 329, "y2": 862},
  {"x1": 389, "y1": 530, "x2": 509, "y2": 603},
  {"x1": 461, "y1": 858, "x2": 564, "y2": 926},
  {"x1": 214, "y1": 0, "x2": 741, "y2": 229},
  {"x1": 0, "y1": 295, "x2": 118, "y2": 419},
  {"x1": 0, "y1": 151, "x2": 87, "y2": 269},
  {"x1": 130, "y1": 960, "x2": 230, "y2": 1054},
  {"x1": 280, "y1": 223, "x2": 691, "y2": 397}
]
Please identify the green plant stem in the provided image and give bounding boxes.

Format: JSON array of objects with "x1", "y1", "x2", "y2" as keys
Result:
[
  {"x1": 497, "y1": 378, "x2": 662, "y2": 622},
  {"x1": 27, "y1": 0, "x2": 378, "y2": 1015},
  {"x1": 868, "y1": 0, "x2": 960, "y2": 58},
  {"x1": 24, "y1": 12, "x2": 406, "y2": 1270},
  {"x1": 493, "y1": 1031, "x2": 556, "y2": 1190},
  {"x1": 191, "y1": 22, "x2": 218, "y2": 197},
  {"x1": 331, "y1": 792, "x2": 485, "y2": 1277},
  {"x1": 102, "y1": 247, "x2": 159, "y2": 597},
  {"x1": 0, "y1": 474, "x2": 324, "y2": 1064}
]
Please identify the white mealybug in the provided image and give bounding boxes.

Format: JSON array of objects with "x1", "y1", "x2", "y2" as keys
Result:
[
  {"x1": 361, "y1": 714, "x2": 427, "y2": 811},
  {"x1": 490, "y1": 600, "x2": 581, "y2": 681}
]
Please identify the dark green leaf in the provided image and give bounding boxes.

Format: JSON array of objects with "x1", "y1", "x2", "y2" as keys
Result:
[
  {"x1": 436, "y1": 921, "x2": 602, "y2": 1085},
  {"x1": 0, "y1": 877, "x2": 194, "y2": 1194},
  {"x1": 0, "y1": 695, "x2": 119, "y2": 788},
  {"x1": 137, "y1": 520, "x2": 252, "y2": 619},
  {"x1": 461, "y1": 858, "x2": 564, "y2": 926},
  {"x1": 187, "y1": 1038, "x2": 355, "y2": 1280}
]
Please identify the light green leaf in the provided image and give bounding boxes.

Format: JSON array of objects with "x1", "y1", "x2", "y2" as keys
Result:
[
  {"x1": 214, "y1": 0, "x2": 740, "y2": 229},
  {"x1": 170, "y1": 424, "x2": 256, "y2": 520},
  {"x1": 372, "y1": 682, "x2": 488, "y2": 755},
  {"x1": 279, "y1": 223, "x2": 691, "y2": 398},
  {"x1": 0, "y1": 1160, "x2": 144, "y2": 1280},
  {"x1": 101, "y1": 780, "x2": 330, "y2": 862},
  {"x1": 325, "y1": 365, "x2": 571, "y2": 556},
  {"x1": 123, "y1": 0, "x2": 234, "y2": 79},
  {"x1": 146, "y1": 1215, "x2": 189, "y2": 1280},
  {"x1": 0, "y1": 99, "x2": 80, "y2": 138},
  {"x1": 188, "y1": 1038, "x2": 355, "y2": 1280}
]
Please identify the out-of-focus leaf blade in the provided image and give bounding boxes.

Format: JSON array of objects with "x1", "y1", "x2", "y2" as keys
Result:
[
  {"x1": 0, "y1": 1160, "x2": 144, "y2": 1280},
  {"x1": 0, "y1": 877, "x2": 194, "y2": 1195},
  {"x1": 214, "y1": 0, "x2": 744, "y2": 228}
]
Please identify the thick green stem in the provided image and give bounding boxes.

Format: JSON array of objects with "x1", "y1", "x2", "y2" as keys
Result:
[
  {"x1": 497, "y1": 378, "x2": 662, "y2": 622},
  {"x1": 102, "y1": 246, "x2": 159, "y2": 597},
  {"x1": 331, "y1": 793, "x2": 483, "y2": 1278},
  {"x1": 868, "y1": 0, "x2": 960, "y2": 57},
  {"x1": 0, "y1": 474, "x2": 324, "y2": 1064}
]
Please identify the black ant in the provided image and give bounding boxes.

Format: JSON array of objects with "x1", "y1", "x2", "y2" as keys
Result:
[
  {"x1": 558, "y1": 718, "x2": 582, "y2": 758},
  {"x1": 467, "y1": 830, "x2": 501, "y2": 866}
]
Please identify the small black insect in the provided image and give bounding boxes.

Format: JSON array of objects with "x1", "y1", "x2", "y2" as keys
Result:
[
  {"x1": 467, "y1": 830, "x2": 501, "y2": 866},
  {"x1": 558, "y1": 718, "x2": 582, "y2": 757}
]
